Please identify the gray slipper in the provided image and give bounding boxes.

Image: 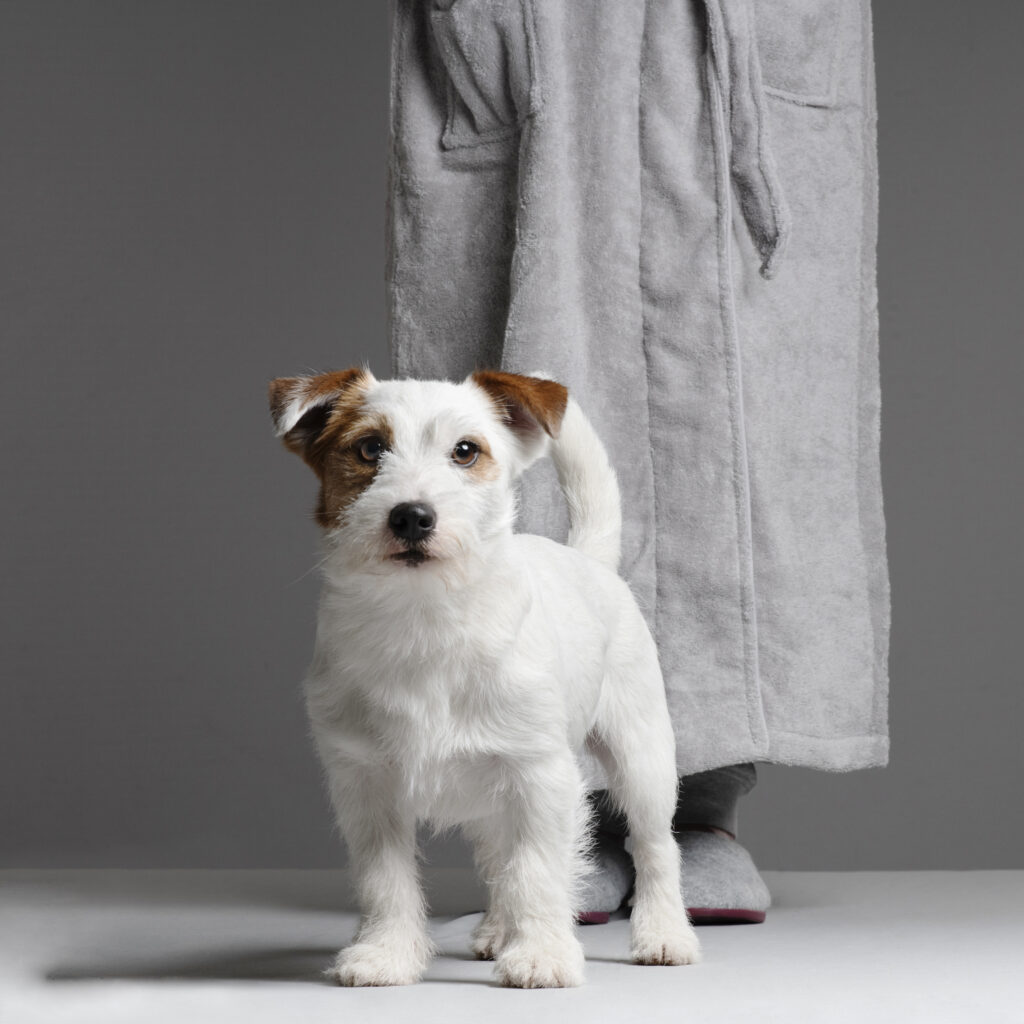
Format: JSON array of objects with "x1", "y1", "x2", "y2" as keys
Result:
[
  {"x1": 578, "y1": 767, "x2": 769, "y2": 924},
  {"x1": 577, "y1": 828, "x2": 633, "y2": 924},
  {"x1": 578, "y1": 827, "x2": 770, "y2": 925},
  {"x1": 677, "y1": 827, "x2": 771, "y2": 923}
]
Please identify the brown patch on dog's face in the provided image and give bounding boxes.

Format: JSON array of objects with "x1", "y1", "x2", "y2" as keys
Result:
[
  {"x1": 315, "y1": 413, "x2": 393, "y2": 529},
  {"x1": 269, "y1": 368, "x2": 369, "y2": 468},
  {"x1": 470, "y1": 371, "x2": 568, "y2": 439},
  {"x1": 268, "y1": 368, "x2": 390, "y2": 529}
]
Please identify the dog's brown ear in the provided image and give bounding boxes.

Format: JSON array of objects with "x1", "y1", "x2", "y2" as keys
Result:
[
  {"x1": 470, "y1": 370, "x2": 568, "y2": 441},
  {"x1": 268, "y1": 368, "x2": 373, "y2": 470}
]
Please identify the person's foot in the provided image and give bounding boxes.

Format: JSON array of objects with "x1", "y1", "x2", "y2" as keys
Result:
[
  {"x1": 578, "y1": 766, "x2": 770, "y2": 924},
  {"x1": 577, "y1": 825, "x2": 770, "y2": 924},
  {"x1": 675, "y1": 825, "x2": 770, "y2": 923}
]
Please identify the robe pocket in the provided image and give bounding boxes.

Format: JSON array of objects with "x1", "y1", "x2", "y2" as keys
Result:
[
  {"x1": 430, "y1": 0, "x2": 541, "y2": 150},
  {"x1": 754, "y1": 0, "x2": 843, "y2": 108}
]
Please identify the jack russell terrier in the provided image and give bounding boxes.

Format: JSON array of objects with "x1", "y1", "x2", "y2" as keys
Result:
[{"x1": 269, "y1": 368, "x2": 700, "y2": 987}]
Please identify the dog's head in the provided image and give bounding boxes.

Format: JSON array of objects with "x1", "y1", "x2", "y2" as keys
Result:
[{"x1": 268, "y1": 368, "x2": 567, "y2": 574}]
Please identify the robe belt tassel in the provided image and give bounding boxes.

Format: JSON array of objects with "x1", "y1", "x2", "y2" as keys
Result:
[{"x1": 703, "y1": 0, "x2": 790, "y2": 279}]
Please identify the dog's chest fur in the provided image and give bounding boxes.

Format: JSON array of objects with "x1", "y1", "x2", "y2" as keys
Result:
[{"x1": 305, "y1": 559, "x2": 591, "y2": 824}]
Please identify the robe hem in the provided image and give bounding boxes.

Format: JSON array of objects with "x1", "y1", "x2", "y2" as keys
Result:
[{"x1": 673, "y1": 731, "x2": 889, "y2": 778}]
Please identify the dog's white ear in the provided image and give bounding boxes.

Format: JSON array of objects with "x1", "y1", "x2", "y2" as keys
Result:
[
  {"x1": 470, "y1": 370, "x2": 568, "y2": 469},
  {"x1": 268, "y1": 368, "x2": 374, "y2": 470}
]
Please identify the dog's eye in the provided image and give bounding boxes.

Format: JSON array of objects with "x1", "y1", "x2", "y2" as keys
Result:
[
  {"x1": 451, "y1": 440, "x2": 480, "y2": 467},
  {"x1": 356, "y1": 436, "x2": 386, "y2": 463}
]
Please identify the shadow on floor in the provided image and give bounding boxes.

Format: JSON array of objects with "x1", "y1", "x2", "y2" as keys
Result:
[
  {"x1": 45, "y1": 947, "x2": 491, "y2": 987},
  {"x1": 46, "y1": 947, "x2": 338, "y2": 985}
]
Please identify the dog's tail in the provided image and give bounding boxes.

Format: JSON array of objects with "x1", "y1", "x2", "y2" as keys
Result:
[{"x1": 550, "y1": 397, "x2": 622, "y2": 572}]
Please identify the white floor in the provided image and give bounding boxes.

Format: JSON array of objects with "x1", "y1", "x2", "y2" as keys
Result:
[{"x1": 1, "y1": 869, "x2": 1021, "y2": 1024}]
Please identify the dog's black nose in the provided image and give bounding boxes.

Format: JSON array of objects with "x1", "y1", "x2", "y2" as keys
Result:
[{"x1": 388, "y1": 502, "x2": 436, "y2": 542}]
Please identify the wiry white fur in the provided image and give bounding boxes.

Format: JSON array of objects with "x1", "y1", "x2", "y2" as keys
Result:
[
  {"x1": 550, "y1": 397, "x2": 623, "y2": 571},
  {"x1": 296, "y1": 375, "x2": 700, "y2": 988}
]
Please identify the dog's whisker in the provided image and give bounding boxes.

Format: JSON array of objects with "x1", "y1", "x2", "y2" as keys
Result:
[{"x1": 286, "y1": 553, "x2": 331, "y2": 587}]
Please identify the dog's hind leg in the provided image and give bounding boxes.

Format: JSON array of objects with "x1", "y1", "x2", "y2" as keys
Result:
[
  {"x1": 591, "y1": 622, "x2": 702, "y2": 966},
  {"x1": 322, "y1": 761, "x2": 434, "y2": 986}
]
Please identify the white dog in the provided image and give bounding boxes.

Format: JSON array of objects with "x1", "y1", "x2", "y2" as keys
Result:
[{"x1": 269, "y1": 368, "x2": 700, "y2": 988}]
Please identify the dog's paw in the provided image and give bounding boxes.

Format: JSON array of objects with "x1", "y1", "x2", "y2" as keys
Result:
[
  {"x1": 471, "y1": 911, "x2": 511, "y2": 961},
  {"x1": 495, "y1": 938, "x2": 585, "y2": 988},
  {"x1": 631, "y1": 918, "x2": 702, "y2": 966},
  {"x1": 328, "y1": 941, "x2": 428, "y2": 987}
]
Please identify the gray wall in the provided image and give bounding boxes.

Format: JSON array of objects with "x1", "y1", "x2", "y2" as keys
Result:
[{"x1": 1, "y1": 1, "x2": 1021, "y2": 870}]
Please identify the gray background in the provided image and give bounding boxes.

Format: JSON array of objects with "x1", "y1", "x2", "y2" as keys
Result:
[{"x1": 1, "y1": 1, "x2": 1020, "y2": 871}]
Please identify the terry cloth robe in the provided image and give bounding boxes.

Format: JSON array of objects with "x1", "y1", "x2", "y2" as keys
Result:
[{"x1": 388, "y1": 0, "x2": 889, "y2": 775}]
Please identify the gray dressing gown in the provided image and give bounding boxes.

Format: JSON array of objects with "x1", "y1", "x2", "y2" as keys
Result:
[{"x1": 388, "y1": 0, "x2": 889, "y2": 775}]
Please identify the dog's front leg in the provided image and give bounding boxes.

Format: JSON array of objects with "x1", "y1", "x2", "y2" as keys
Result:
[
  {"x1": 488, "y1": 756, "x2": 589, "y2": 988},
  {"x1": 324, "y1": 764, "x2": 432, "y2": 986}
]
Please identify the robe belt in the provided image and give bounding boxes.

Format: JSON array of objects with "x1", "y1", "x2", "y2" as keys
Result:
[{"x1": 703, "y1": 0, "x2": 790, "y2": 278}]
